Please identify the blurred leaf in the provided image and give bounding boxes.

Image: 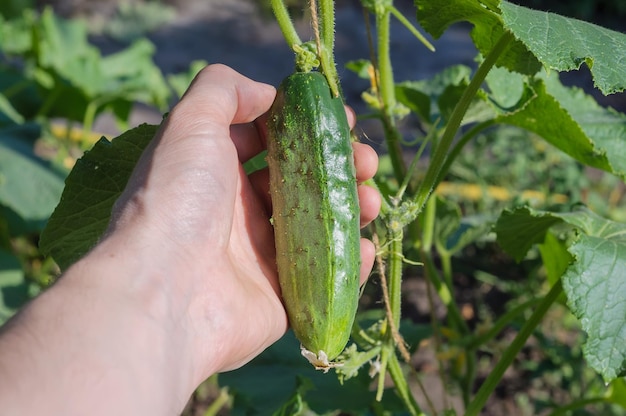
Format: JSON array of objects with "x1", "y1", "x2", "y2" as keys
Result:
[
  {"x1": 4, "y1": 8, "x2": 171, "y2": 124},
  {"x1": 99, "y1": 38, "x2": 171, "y2": 111},
  {"x1": 167, "y1": 60, "x2": 208, "y2": 100},
  {"x1": 0, "y1": 249, "x2": 26, "y2": 324},
  {"x1": 484, "y1": 64, "x2": 526, "y2": 109},
  {"x1": 500, "y1": 0, "x2": 626, "y2": 95},
  {"x1": 396, "y1": 65, "x2": 476, "y2": 123},
  {"x1": 495, "y1": 205, "x2": 626, "y2": 382},
  {"x1": 538, "y1": 231, "x2": 571, "y2": 304},
  {"x1": 607, "y1": 378, "x2": 626, "y2": 408},
  {"x1": 345, "y1": 59, "x2": 373, "y2": 80},
  {"x1": 0, "y1": 67, "x2": 43, "y2": 122},
  {"x1": 0, "y1": 124, "x2": 65, "y2": 229},
  {"x1": 433, "y1": 197, "x2": 492, "y2": 255},
  {"x1": 0, "y1": 93, "x2": 24, "y2": 125},
  {"x1": 0, "y1": 10, "x2": 35, "y2": 55},
  {"x1": 40, "y1": 124, "x2": 158, "y2": 270},
  {"x1": 494, "y1": 206, "x2": 562, "y2": 262},
  {"x1": 103, "y1": 1, "x2": 176, "y2": 42}
]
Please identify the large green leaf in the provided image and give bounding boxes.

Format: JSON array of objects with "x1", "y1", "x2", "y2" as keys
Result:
[
  {"x1": 0, "y1": 124, "x2": 65, "y2": 229},
  {"x1": 495, "y1": 205, "x2": 626, "y2": 382},
  {"x1": 490, "y1": 71, "x2": 626, "y2": 179},
  {"x1": 495, "y1": 78, "x2": 613, "y2": 173},
  {"x1": 415, "y1": 0, "x2": 541, "y2": 75},
  {"x1": 494, "y1": 206, "x2": 563, "y2": 262},
  {"x1": 500, "y1": 1, "x2": 626, "y2": 95},
  {"x1": 417, "y1": 0, "x2": 626, "y2": 94},
  {"x1": 39, "y1": 124, "x2": 158, "y2": 270},
  {"x1": 563, "y1": 234, "x2": 626, "y2": 381},
  {"x1": 540, "y1": 73, "x2": 626, "y2": 178}
]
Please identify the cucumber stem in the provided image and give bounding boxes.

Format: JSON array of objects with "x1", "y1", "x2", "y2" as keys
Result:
[
  {"x1": 389, "y1": 5, "x2": 435, "y2": 52},
  {"x1": 271, "y1": 0, "x2": 302, "y2": 50},
  {"x1": 375, "y1": 4, "x2": 407, "y2": 186},
  {"x1": 387, "y1": 351, "x2": 426, "y2": 415},
  {"x1": 317, "y1": 0, "x2": 341, "y2": 97}
]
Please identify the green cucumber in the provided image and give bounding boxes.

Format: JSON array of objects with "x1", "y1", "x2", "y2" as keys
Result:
[{"x1": 266, "y1": 71, "x2": 360, "y2": 368}]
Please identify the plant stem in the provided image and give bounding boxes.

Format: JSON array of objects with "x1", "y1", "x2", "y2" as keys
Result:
[
  {"x1": 463, "y1": 297, "x2": 542, "y2": 350},
  {"x1": 465, "y1": 278, "x2": 563, "y2": 416},
  {"x1": 317, "y1": 0, "x2": 341, "y2": 97},
  {"x1": 389, "y1": 5, "x2": 435, "y2": 52},
  {"x1": 406, "y1": 31, "x2": 514, "y2": 224},
  {"x1": 421, "y1": 251, "x2": 466, "y2": 333},
  {"x1": 319, "y1": 0, "x2": 334, "y2": 58},
  {"x1": 387, "y1": 223, "x2": 403, "y2": 330},
  {"x1": 387, "y1": 351, "x2": 425, "y2": 416},
  {"x1": 375, "y1": 3, "x2": 407, "y2": 184},
  {"x1": 270, "y1": 0, "x2": 302, "y2": 49},
  {"x1": 202, "y1": 388, "x2": 230, "y2": 416},
  {"x1": 436, "y1": 119, "x2": 497, "y2": 185}
]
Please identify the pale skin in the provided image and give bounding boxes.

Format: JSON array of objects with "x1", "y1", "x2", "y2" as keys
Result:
[{"x1": 0, "y1": 64, "x2": 381, "y2": 415}]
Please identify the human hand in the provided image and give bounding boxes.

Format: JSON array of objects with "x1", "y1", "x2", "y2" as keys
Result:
[{"x1": 105, "y1": 64, "x2": 381, "y2": 387}]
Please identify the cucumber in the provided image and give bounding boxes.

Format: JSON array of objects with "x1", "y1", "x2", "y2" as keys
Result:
[{"x1": 266, "y1": 71, "x2": 360, "y2": 368}]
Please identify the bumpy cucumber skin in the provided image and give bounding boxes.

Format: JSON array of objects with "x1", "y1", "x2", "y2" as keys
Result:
[{"x1": 267, "y1": 72, "x2": 360, "y2": 361}]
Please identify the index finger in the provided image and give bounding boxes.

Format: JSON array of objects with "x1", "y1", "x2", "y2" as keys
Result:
[{"x1": 176, "y1": 64, "x2": 276, "y2": 134}]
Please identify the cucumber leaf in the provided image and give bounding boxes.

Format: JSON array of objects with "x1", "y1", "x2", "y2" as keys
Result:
[
  {"x1": 495, "y1": 205, "x2": 626, "y2": 382},
  {"x1": 488, "y1": 70, "x2": 626, "y2": 180},
  {"x1": 499, "y1": 1, "x2": 626, "y2": 95},
  {"x1": 494, "y1": 78, "x2": 613, "y2": 173},
  {"x1": 415, "y1": 0, "x2": 541, "y2": 75},
  {"x1": 416, "y1": 0, "x2": 626, "y2": 94},
  {"x1": 39, "y1": 124, "x2": 158, "y2": 270}
]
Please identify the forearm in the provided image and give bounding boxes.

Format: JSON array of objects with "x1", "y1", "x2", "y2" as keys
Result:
[{"x1": 0, "y1": 235, "x2": 197, "y2": 415}]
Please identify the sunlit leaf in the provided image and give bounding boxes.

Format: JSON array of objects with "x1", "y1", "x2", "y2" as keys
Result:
[
  {"x1": 500, "y1": 0, "x2": 626, "y2": 95},
  {"x1": 39, "y1": 124, "x2": 158, "y2": 270},
  {"x1": 495, "y1": 205, "x2": 626, "y2": 382},
  {"x1": 415, "y1": 0, "x2": 541, "y2": 74}
]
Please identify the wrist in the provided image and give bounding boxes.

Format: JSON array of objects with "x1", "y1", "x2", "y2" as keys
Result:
[{"x1": 0, "y1": 229, "x2": 204, "y2": 414}]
